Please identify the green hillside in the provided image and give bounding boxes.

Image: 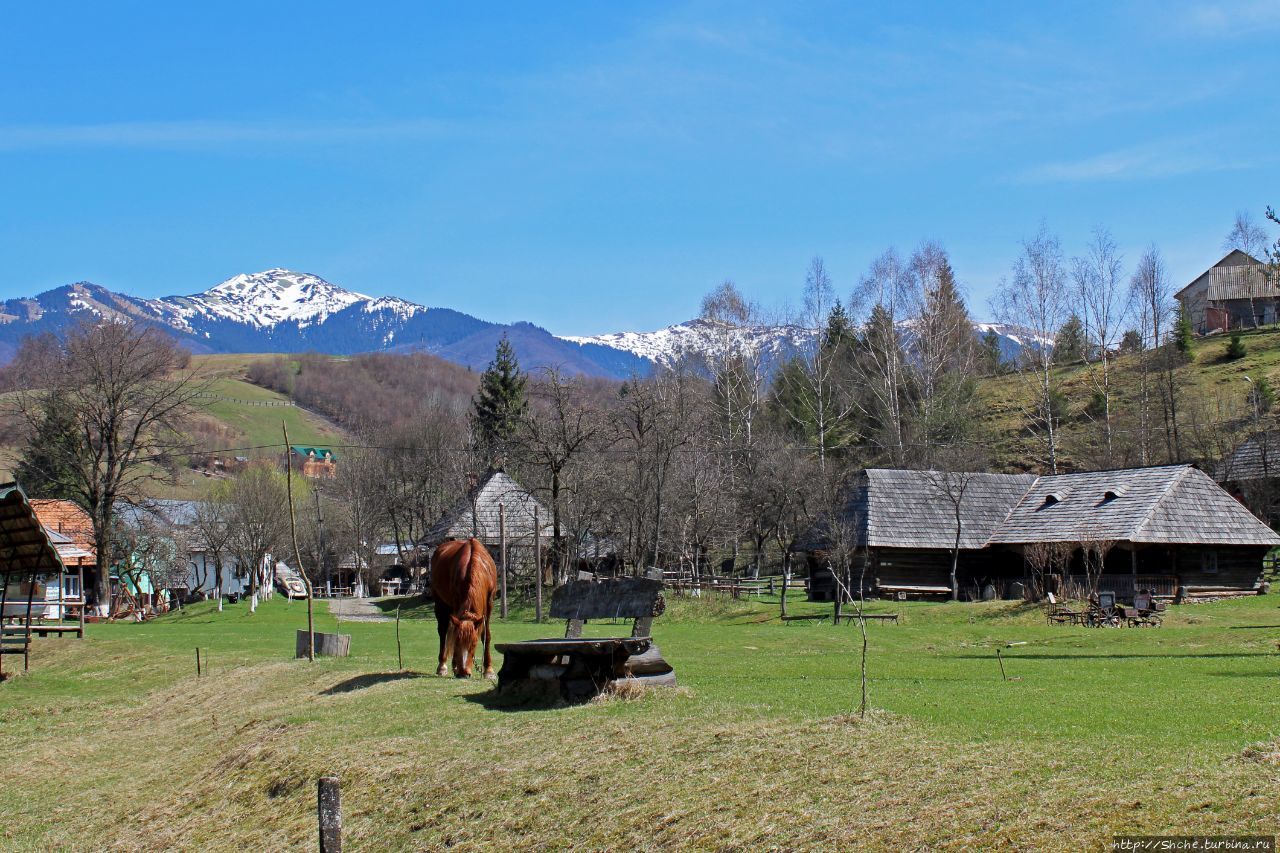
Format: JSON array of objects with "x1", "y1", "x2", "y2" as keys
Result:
[
  {"x1": 978, "y1": 326, "x2": 1280, "y2": 472},
  {"x1": 0, "y1": 354, "x2": 346, "y2": 498}
]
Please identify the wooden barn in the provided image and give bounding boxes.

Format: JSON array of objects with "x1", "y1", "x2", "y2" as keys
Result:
[
  {"x1": 795, "y1": 469, "x2": 1035, "y2": 600},
  {"x1": 797, "y1": 465, "x2": 1280, "y2": 601},
  {"x1": 986, "y1": 465, "x2": 1280, "y2": 600},
  {"x1": 1175, "y1": 249, "x2": 1275, "y2": 333}
]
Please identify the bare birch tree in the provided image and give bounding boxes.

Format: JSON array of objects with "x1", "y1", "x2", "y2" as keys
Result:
[
  {"x1": 1072, "y1": 227, "x2": 1127, "y2": 465},
  {"x1": 1224, "y1": 210, "x2": 1270, "y2": 327},
  {"x1": 995, "y1": 225, "x2": 1067, "y2": 473},
  {"x1": 1129, "y1": 246, "x2": 1180, "y2": 462}
]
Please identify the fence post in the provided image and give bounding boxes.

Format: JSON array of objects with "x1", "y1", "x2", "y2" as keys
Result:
[
  {"x1": 534, "y1": 506, "x2": 542, "y2": 623},
  {"x1": 318, "y1": 776, "x2": 342, "y2": 852},
  {"x1": 499, "y1": 503, "x2": 508, "y2": 619}
]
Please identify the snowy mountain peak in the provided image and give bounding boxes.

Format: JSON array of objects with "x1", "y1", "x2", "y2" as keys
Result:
[
  {"x1": 563, "y1": 318, "x2": 810, "y2": 369},
  {"x1": 183, "y1": 269, "x2": 370, "y2": 329}
]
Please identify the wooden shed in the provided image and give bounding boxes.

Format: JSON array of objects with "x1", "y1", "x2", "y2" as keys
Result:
[
  {"x1": 795, "y1": 464, "x2": 1280, "y2": 601},
  {"x1": 1, "y1": 483, "x2": 71, "y2": 677},
  {"x1": 794, "y1": 469, "x2": 1035, "y2": 600},
  {"x1": 420, "y1": 470, "x2": 552, "y2": 549},
  {"x1": 986, "y1": 465, "x2": 1280, "y2": 598}
]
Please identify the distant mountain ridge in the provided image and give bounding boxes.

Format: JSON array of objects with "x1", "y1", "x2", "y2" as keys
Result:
[{"x1": 0, "y1": 268, "x2": 1045, "y2": 377}]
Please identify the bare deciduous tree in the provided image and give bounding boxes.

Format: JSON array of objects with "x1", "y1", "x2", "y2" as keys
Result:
[
  {"x1": 995, "y1": 225, "x2": 1067, "y2": 473},
  {"x1": 1072, "y1": 227, "x2": 1127, "y2": 465},
  {"x1": 224, "y1": 465, "x2": 293, "y2": 613},
  {"x1": 8, "y1": 322, "x2": 209, "y2": 614}
]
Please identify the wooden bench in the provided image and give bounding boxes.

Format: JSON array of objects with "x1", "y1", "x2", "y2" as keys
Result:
[
  {"x1": 835, "y1": 612, "x2": 899, "y2": 624},
  {"x1": 495, "y1": 575, "x2": 675, "y2": 703},
  {"x1": 2, "y1": 624, "x2": 83, "y2": 639},
  {"x1": 877, "y1": 584, "x2": 952, "y2": 600}
]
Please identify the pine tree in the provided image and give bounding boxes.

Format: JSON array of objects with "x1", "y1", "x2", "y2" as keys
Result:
[
  {"x1": 1175, "y1": 305, "x2": 1195, "y2": 358},
  {"x1": 979, "y1": 329, "x2": 1003, "y2": 374},
  {"x1": 14, "y1": 391, "x2": 81, "y2": 499},
  {"x1": 1053, "y1": 314, "x2": 1087, "y2": 364},
  {"x1": 470, "y1": 336, "x2": 527, "y2": 467},
  {"x1": 823, "y1": 300, "x2": 854, "y2": 350}
]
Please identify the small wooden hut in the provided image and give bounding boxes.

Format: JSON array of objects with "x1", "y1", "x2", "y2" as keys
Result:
[
  {"x1": 1, "y1": 483, "x2": 71, "y2": 677},
  {"x1": 420, "y1": 471, "x2": 553, "y2": 589}
]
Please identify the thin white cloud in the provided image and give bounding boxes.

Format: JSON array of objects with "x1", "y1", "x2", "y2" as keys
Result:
[
  {"x1": 1017, "y1": 142, "x2": 1249, "y2": 183},
  {"x1": 0, "y1": 118, "x2": 454, "y2": 151},
  {"x1": 1165, "y1": 0, "x2": 1280, "y2": 36}
]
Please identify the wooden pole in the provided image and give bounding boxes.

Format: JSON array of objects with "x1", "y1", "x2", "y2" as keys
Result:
[
  {"x1": 317, "y1": 776, "x2": 342, "y2": 853},
  {"x1": 22, "y1": 568, "x2": 36, "y2": 671},
  {"x1": 77, "y1": 562, "x2": 84, "y2": 636},
  {"x1": 196, "y1": 647, "x2": 202, "y2": 677},
  {"x1": 283, "y1": 423, "x2": 315, "y2": 662},
  {"x1": 534, "y1": 506, "x2": 542, "y2": 623},
  {"x1": 498, "y1": 503, "x2": 508, "y2": 619},
  {"x1": 395, "y1": 606, "x2": 403, "y2": 671}
]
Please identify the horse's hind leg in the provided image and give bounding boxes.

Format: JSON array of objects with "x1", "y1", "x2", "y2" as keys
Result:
[
  {"x1": 435, "y1": 601, "x2": 453, "y2": 677},
  {"x1": 482, "y1": 599, "x2": 495, "y2": 680}
]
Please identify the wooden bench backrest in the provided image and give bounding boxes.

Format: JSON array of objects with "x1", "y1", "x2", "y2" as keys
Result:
[{"x1": 551, "y1": 575, "x2": 665, "y2": 639}]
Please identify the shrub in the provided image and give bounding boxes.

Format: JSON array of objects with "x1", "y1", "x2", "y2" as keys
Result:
[{"x1": 1227, "y1": 333, "x2": 1247, "y2": 360}]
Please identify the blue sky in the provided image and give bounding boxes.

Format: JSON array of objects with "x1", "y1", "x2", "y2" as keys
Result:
[{"x1": 1, "y1": 2, "x2": 1276, "y2": 334}]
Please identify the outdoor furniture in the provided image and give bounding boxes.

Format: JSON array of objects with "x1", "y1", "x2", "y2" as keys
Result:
[
  {"x1": 495, "y1": 575, "x2": 675, "y2": 703},
  {"x1": 1044, "y1": 592, "x2": 1086, "y2": 626}
]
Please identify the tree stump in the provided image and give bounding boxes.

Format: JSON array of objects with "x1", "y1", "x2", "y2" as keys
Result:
[{"x1": 297, "y1": 630, "x2": 351, "y2": 658}]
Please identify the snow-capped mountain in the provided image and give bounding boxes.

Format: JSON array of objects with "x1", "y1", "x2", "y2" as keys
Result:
[
  {"x1": 0, "y1": 270, "x2": 653, "y2": 377},
  {"x1": 162, "y1": 269, "x2": 390, "y2": 330},
  {"x1": 563, "y1": 318, "x2": 811, "y2": 371},
  {"x1": 565, "y1": 318, "x2": 1050, "y2": 370},
  {"x1": 0, "y1": 269, "x2": 1047, "y2": 378}
]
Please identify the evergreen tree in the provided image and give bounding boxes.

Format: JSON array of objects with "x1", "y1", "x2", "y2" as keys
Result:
[
  {"x1": 470, "y1": 336, "x2": 527, "y2": 467},
  {"x1": 1175, "y1": 305, "x2": 1195, "y2": 358},
  {"x1": 823, "y1": 300, "x2": 854, "y2": 350},
  {"x1": 1227, "y1": 332, "x2": 1247, "y2": 361},
  {"x1": 979, "y1": 329, "x2": 1003, "y2": 374},
  {"x1": 14, "y1": 391, "x2": 82, "y2": 500},
  {"x1": 1053, "y1": 314, "x2": 1087, "y2": 364}
]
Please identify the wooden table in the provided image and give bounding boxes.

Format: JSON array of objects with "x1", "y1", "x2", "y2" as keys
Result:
[{"x1": 495, "y1": 636, "x2": 656, "y2": 703}]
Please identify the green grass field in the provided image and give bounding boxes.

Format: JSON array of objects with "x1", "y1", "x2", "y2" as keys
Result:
[{"x1": 2, "y1": 593, "x2": 1279, "y2": 850}]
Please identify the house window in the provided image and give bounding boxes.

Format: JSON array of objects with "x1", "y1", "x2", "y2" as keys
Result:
[{"x1": 1200, "y1": 551, "x2": 1218, "y2": 575}]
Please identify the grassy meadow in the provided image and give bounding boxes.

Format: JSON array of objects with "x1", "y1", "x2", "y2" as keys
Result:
[{"x1": 2, "y1": 593, "x2": 1280, "y2": 850}]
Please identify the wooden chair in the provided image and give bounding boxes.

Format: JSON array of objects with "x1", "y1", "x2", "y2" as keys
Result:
[{"x1": 495, "y1": 574, "x2": 675, "y2": 703}]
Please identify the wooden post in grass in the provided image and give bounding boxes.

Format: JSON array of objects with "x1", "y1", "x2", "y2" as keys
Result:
[
  {"x1": 318, "y1": 776, "x2": 342, "y2": 852},
  {"x1": 534, "y1": 506, "x2": 543, "y2": 623},
  {"x1": 77, "y1": 562, "x2": 85, "y2": 636},
  {"x1": 283, "y1": 423, "x2": 315, "y2": 662},
  {"x1": 196, "y1": 648, "x2": 202, "y2": 677},
  {"x1": 395, "y1": 606, "x2": 403, "y2": 671},
  {"x1": 499, "y1": 503, "x2": 508, "y2": 619}
]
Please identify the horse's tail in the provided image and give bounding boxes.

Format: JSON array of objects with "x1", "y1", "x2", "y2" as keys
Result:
[{"x1": 458, "y1": 538, "x2": 484, "y2": 621}]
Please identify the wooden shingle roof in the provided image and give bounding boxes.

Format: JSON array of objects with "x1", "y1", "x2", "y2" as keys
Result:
[
  {"x1": 0, "y1": 483, "x2": 66, "y2": 577},
  {"x1": 987, "y1": 465, "x2": 1280, "y2": 546},
  {"x1": 796, "y1": 469, "x2": 1036, "y2": 551},
  {"x1": 1216, "y1": 432, "x2": 1280, "y2": 483},
  {"x1": 421, "y1": 471, "x2": 552, "y2": 546}
]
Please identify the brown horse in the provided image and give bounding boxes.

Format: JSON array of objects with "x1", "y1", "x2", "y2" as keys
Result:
[{"x1": 430, "y1": 538, "x2": 498, "y2": 679}]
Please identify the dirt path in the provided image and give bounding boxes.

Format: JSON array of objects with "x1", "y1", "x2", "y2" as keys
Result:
[{"x1": 327, "y1": 596, "x2": 391, "y2": 622}]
